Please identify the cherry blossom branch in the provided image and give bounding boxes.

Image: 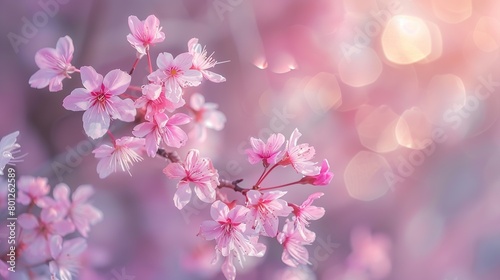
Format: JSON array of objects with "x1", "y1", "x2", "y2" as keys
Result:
[
  {"x1": 218, "y1": 178, "x2": 247, "y2": 194},
  {"x1": 146, "y1": 49, "x2": 153, "y2": 74},
  {"x1": 259, "y1": 180, "x2": 302, "y2": 191},
  {"x1": 129, "y1": 57, "x2": 140, "y2": 75},
  {"x1": 157, "y1": 148, "x2": 181, "y2": 163},
  {"x1": 255, "y1": 163, "x2": 280, "y2": 186}
]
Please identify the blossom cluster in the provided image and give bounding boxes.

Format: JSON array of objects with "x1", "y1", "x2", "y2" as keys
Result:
[
  {"x1": 0, "y1": 175, "x2": 102, "y2": 279},
  {"x1": 27, "y1": 14, "x2": 334, "y2": 279}
]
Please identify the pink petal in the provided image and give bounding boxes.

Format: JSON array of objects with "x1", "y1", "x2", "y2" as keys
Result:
[
  {"x1": 246, "y1": 190, "x2": 262, "y2": 205},
  {"x1": 203, "y1": 110, "x2": 226, "y2": 130},
  {"x1": 92, "y1": 143, "x2": 114, "y2": 158},
  {"x1": 52, "y1": 220, "x2": 75, "y2": 236},
  {"x1": 18, "y1": 214, "x2": 39, "y2": 229},
  {"x1": 96, "y1": 156, "x2": 113, "y2": 179},
  {"x1": 61, "y1": 237, "x2": 87, "y2": 256},
  {"x1": 143, "y1": 84, "x2": 162, "y2": 100},
  {"x1": 80, "y1": 66, "x2": 103, "y2": 92},
  {"x1": 83, "y1": 106, "x2": 110, "y2": 139},
  {"x1": 185, "y1": 149, "x2": 199, "y2": 170},
  {"x1": 34, "y1": 47, "x2": 59, "y2": 69},
  {"x1": 162, "y1": 125, "x2": 187, "y2": 148},
  {"x1": 53, "y1": 183, "x2": 70, "y2": 203},
  {"x1": 132, "y1": 122, "x2": 155, "y2": 138},
  {"x1": 199, "y1": 220, "x2": 221, "y2": 240},
  {"x1": 72, "y1": 185, "x2": 94, "y2": 203},
  {"x1": 127, "y1": 16, "x2": 141, "y2": 36},
  {"x1": 187, "y1": 38, "x2": 199, "y2": 53},
  {"x1": 163, "y1": 162, "x2": 186, "y2": 179},
  {"x1": 55, "y1": 36, "x2": 74, "y2": 61},
  {"x1": 144, "y1": 15, "x2": 160, "y2": 36},
  {"x1": 193, "y1": 183, "x2": 216, "y2": 203},
  {"x1": 168, "y1": 113, "x2": 191, "y2": 126},
  {"x1": 29, "y1": 69, "x2": 56, "y2": 89},
  {"x1": 173, "y1": 52, "x2": 193, "y2": 70},
  {"x1": 190, "y1": 93, "x2": 204, "y2": 111},
  {"x1": 210, "y1": 200, "x2": 229, "y2": 221},
  {"x1": 103, "y1": 69, "x2": 131, "y2": 95},
  {"x1": 222, "y1": 256, "x2": 236, "y2": 280},
  {"x1": 63, "y1": 88, "x2": 91, "y2": 111},
  {"x1": 227, "y1": 205, "x2": 250, "y2": 224},
  {"x1": 49, "y1": 235, "x2": 63, "y2": 258},
  {"x1": 173, "y1": 181, "x2": 192, "y2": 209},
  {"x1": 202, "y1": 70, "x2": 226, "y2": 83},
  {"x1": 157, "y1": 52, "x2": 174, "y2": 70},
  {"x1": 178, "y1": 69, "x2": 203, "y2": 87},
  {"x1": 48, "y1": 74, "x2": 65, "y2": 92},
  {"x1": 111, "y1": 97, "x2": 136, "y2": 122}
]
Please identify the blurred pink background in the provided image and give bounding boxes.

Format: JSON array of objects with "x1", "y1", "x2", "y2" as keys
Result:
[{"x1": 1, "y1": 0, "x2": 500, "y2": 279}]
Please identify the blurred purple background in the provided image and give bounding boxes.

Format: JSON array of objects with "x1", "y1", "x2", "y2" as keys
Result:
[{"x1": 2, "y1": 0, "x2": 500, "y2": 279}]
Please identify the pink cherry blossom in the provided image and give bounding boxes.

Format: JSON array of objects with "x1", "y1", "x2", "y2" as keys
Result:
[
  {"x1": 134, "y1": 83, "x2": 185, "y2": 121},
  {"x1": 17, "y1": 176, "x2": 51, "y2": 207},
  {"x1": 29, "y1": 35, "x2": 76, "y2": 92},
  {"x1": 199, "y1": 201, "x2": 266, "y2": 280},
  {"x1": 163, "y1": 149, "x2": 219, "y2": 209},
  {"x1": 62, "y1": 66, "x2": 136, "y2": 139},
  {"x1": 127, "y1": 15, "x2": 165, "y2": 57},
  {"x1": 133, "y1": 112, "x2": 190, "y2": 157},
  {"x1": 148, "y1": 52, "x2": 203, "y2": 103},
  {"x1": 277, "y1": 220, "x2": 313, "y2": 267},
  {"x1": 93, "y1": 136, "x2": 145, "y2": 178},
  {"x1": 49, "y1": 184, "x2": 103, "y2": 237},
  {"x1": 188, "y1": 93, "x2": 226, "y2": 142},
  {"x1": 245, "y1": 133, "x2": 285, "y2": 167},
  {"x1": 299, "y1": 159, "x2": 333, "y2": 186},
  {"x1": 188, "y1": 38, "x2": 226, "y2": 83},
  {"x1": 289, "y1": 192, "x2": 325, "y2": 242},
  {"x1": 0, "y1": 131, "x2": 24, "y2": 175},
  {"x1": 245, "y1": 190, "x2": 292, "y2": 237},
  {"x1": 279, "y1": 128, "x2": 319, "y2": 176},
  {"x1": 49, "y1": 235, "x2": 87, "y2": 280},
  {"x1": 18, "y1": 207, "x2": 75, "y2": 261}
]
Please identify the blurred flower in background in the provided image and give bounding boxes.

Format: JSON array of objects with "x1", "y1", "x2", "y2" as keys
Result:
[{"x1": 2, "y1": 0, "x2": 500, "y2": 279}]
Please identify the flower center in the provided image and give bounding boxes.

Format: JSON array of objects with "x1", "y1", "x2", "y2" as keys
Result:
[{"x1": 169, "y1": 67, "x2": 180, "y2": 77}]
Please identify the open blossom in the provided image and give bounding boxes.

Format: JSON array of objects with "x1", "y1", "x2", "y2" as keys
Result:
[
  {"x1": 49, "y1": 184, "x2": 103, "y2": 237},
  {"x1": 148, "y1": 52, "x2": 203, "y2": 103},
  {"x1": 277, "y1": 220, "x2": 313, "y2": 267},
  {"x1": 17, "y1": 176, "x2": 51, "y2": 207},
  {"x1": 63, "y1": 66, "x2": 136, "y2": 139},
  {"x1": 279, "y1": 128, "x2": 319, "y2": 176},
  {"x1": 199, "y1": 201, "x2": 266, "y2": 280},
  {"x1": 18, "y1": 207, "x2": 75, "y2": 262},
  {"x1": 245, "y1": 133, "x2": 285, "y2": 167},
  {"x1": 245, "y1": 190, "x2": 292, "y2": 237},
  {"x1": 135, "y1": 83, "x2": 185, "y2": 121},
  {"x1": 49, "y1": 235, "x2": 87, "y2": 280},
  {"x1": 299, "y1": 159, "x2": 333, "y2": 186},
  {"x1": 188, "y1": 93, "x2": 226, "y2": 142},
  {"x1": 133, "y1": 112, "x2": 190, "y2": 157},
  {"x1": 163, "y1": 149, "x2": 219, "y2": 209},
  {"x1": 93, "y1": 136, "x2": 145, "y2": 178},
  {"x1": 188, "y1": 38, "x2": 226, "y2": 83},
  {"x1": 0, "y1": 131, "x2": 24, "y2": 175},
  {"x1": 29, "y1": 35, "x2": 76, "y2": 92},
  {"x1": 289, "y1": 192, "x2": 325, "y2": 242},
  {"x1": 127, "y1": 15, "x2": 165, "y2": 57}
]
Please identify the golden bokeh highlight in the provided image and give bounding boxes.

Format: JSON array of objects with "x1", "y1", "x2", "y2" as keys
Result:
[
  {"x1": 344, "y1": 151, "x2": 393, "y2": 201},
  {"x1": 395, "y1": 107, "x2": 434, "y2": 149},
  {"x1": 431, "y1": 0, "x2": 472, "y2": 24},
  {"x1": 421, "y1": 74, "x2": 466, "y2": 125},
  {"x1": 338, "y1": 47, "x2": 383, "y2": 87},
  {"x1": 473, "y1": 17, "x2": 500, "y2": 52},
  {"x1": 303, "y1": 72, "x2": 343, "y2": 114},
  {"x1": 417, "y1": 21, "x2": 443, "y2": 64},
  {"x1": 355, "y1": 105, "x2": 400, "y2": 153},
  {"x1": 382, "y1": 15, "x2": 432, "y2": 65}
]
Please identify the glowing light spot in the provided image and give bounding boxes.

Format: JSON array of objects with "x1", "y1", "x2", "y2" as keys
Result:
[
  {"x1": 382, "y1": 15, "x2": 432, "y2": 65},
  {"x1": 344, "y1": 151, "x2": 392, "y2": 201},
  {"x1": 303, "y1": 72, "x2": 342, "y2": 114},
  {"x1": 431, "y1": 0, "x2": 472, "y2": 24},
  {"x1": 395, "y1": 107, "x2": 434, "y2": 150},
  {"x1": 253, "y1": 56, "x2": 268, "y2": 69},
  {"x1": 421, "y1": 74, "x2": 466, "y2": 125},
  {"x1": 339, "y1": 47, "x2": 383, "y2": 87},
  {"x1": 418, "y1": 22, "x2": 443, "y2": 64},
  {"x1": 355, "y1": 105, "x2": 399, "y2": 153},
  {"x1": 473, "y1": 17, "x2": 500, "y2": 52},
  {"x1": 270, "y1": 52, "x2": 298, "y2": 74}
]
